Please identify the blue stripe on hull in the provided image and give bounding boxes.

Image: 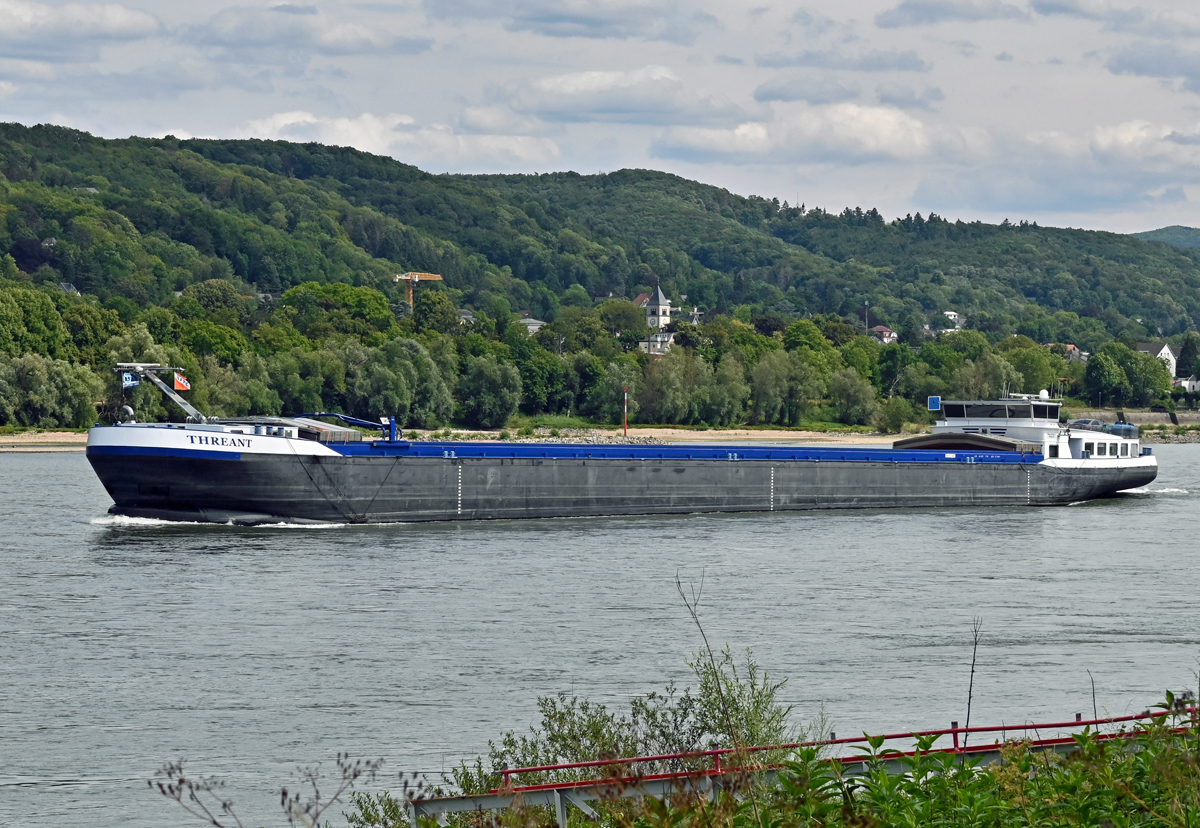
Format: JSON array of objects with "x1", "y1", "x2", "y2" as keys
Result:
[
  {"x1": 321, "y1": 440, "x2": 1038, "y2": 465},
  {"x1": 88, "y1": 445, "x2": 242, "y2": 461}
]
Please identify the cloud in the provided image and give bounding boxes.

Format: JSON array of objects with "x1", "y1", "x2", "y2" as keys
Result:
[
  {"x1": 653, "y1": 103, "x2": 944, "y2": 164},
  {"x1": 917, "y1": 119, "x2": 1200, "y2": 212},
  {"x1": 0, "y1": 0, "x2": 161, "y2": 61},
  {"x1": 876, "y1": 84, "x2": 945, "y2": 109},
  {"x1": 510, "y1": 65, "x2": 750, "y2": 126},
  {"x1": 1107, "y1": 44, "x2": 1200, "y2": 94},
  {"x1": 753, "y1": 75, "x2": 860, "y2": 104},
  {"x1": 425, "y1": 0, "x2": 716, "y2": 45},
  {"x1": 239, "y1": 110, "x2": 561, "y2": 167},
  {"x1": 875, "y1": 0, "x2": 1027, "y2": 28},
  {"x1": 995, "y1": 51, "x2": 1014, "y2": 61},
  {"x1": 186, "y1": 5, "x2": 431, "y2": 68},
  {"x1": 756, "y1": 49, "x2": 931, "y2": 72},
  {"x1": 1031, "y1": 1, "x2": 1200, "y2": 39}
]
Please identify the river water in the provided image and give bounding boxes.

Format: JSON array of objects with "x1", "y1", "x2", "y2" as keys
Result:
[{"x1": 1, "y1": 446, "x2": 1197, "y2": 827}]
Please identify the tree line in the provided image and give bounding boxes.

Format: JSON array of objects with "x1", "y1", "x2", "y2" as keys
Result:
[{"x1": 0, "y1": 275, "x2": 1177, "y2": 430}]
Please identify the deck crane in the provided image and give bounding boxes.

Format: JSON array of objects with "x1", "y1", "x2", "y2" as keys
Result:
[{"x1": 393, "y1": 272, "x2": 443, "y2": 307}]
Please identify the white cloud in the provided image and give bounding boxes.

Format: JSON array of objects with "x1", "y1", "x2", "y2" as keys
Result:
[
  {"x1": 425, "y1": 0, "x2": 715, "y2": 44},
  {"x1": 756, "y1": 49, "x2": 932, "y2": 72},
  {"x1": 0, "y1": 0, "x2": 161, "y2": 61},
  {"x1": 654, "y1": 103, "x2": 940, "y2": 164},
  {"x1": 875, "y1": 0, "x2": 1028, "y2": 28},
  {"x1": 753, "y1": 75, "x2": 861, "y2": 105},
  {"x1": 510, "y1": 65, "x2": 749, "y2": 125},
  {"x1": 0, "y1": 81, "x2": 15, "y2": 97},
  {"x1": 186, "y1": 5, "x2": 430, "y2": 67},
  {"x1": 1031, "y1": 1, "x2": 1200, "y2": 39},
  {"x1": 239, "y1": 110, "x2": 560, "y2": 167},
  {"x1": 919, "y1": 118, "x2": 1200, "y2": 212}
]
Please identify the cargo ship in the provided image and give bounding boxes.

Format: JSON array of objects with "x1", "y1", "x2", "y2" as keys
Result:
[{"x1": 85, "y1": 365, "x2": 1158, "y2": 525}]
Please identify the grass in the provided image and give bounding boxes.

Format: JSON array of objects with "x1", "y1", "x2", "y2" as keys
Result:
[
  {"x1": 0, "y1": 425, "x2": 89, "y2": 434},
  {"x1": 505, "y1": 414, "x2": 612, "y2": 432}
]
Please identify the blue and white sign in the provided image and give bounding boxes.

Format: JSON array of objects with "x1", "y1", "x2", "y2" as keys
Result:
[
  {"x1": 927, "y1": 395, "x2": 941, "y2": 411},
  {"x1": 121, "y1": 372, "x2": 140, "y2": 389}
]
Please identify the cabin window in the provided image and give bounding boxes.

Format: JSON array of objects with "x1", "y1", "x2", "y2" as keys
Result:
[
  {"x1": 1110, "y1": 443, "x2": 1118, "y2": 456},
  {"x1": 1096, "y1": 442, "x2": 1106, "y2": 456},
  {"x1": 1120, "y1": 443, "x2": 1129, "y2": 457},
  {"x1": 1048, "y1": 445, "x2": 1059, "y2": 458},
  {"x1": 1084, "y1": 441, "x2": 1094, "y2": 455},
  {"x1": 966, "y1": 404, "x2": 1008, "y2": 418},
  {"x1": 942, "y1": 404, "x2": 965, "y2": 418}
]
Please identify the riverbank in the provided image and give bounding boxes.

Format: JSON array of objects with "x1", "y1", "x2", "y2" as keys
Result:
[
  {"x1": 0, "y1": 431, "x2": 88, "y2": 451},
  {"x1": 0, "y1": 426, "x2": 896, "y2": 451}
]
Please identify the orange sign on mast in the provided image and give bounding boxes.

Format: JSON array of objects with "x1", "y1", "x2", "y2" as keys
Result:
[{"x1": 393, "y1": 272, "x2": 443, "y2": 307}]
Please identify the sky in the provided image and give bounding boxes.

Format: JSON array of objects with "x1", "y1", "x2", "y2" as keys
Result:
[{"x1": 4, "y1": 0, "x2": 1200, "y2": 233}]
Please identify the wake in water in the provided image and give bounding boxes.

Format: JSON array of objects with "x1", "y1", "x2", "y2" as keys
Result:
[{"x1": 89, "y1": 514, "x2": 352, "y2": 529}]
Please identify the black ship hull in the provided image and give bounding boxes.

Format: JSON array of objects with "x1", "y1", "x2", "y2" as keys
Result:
[{"x1": 88, "y1": 450, "x2": 1159, "y2": 525}]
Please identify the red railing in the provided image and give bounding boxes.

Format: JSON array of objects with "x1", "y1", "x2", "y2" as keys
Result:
[{"x1": 495, "y1": 706, "x2": 1197, "y2": 792}]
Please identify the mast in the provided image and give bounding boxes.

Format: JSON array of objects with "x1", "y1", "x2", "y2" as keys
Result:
[{"x1": 116, "y1": 363, "x2": 207, "y2": 423}]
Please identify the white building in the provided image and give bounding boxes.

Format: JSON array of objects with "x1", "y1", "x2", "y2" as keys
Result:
[
  {"x1": 870, "y1": 325, "x2": 899, "y2": 345},
  {"x1": 943, "y1": 310, "x2": 962, "y2": 330},
  {"x1": 639, "y1": 331, "x2": 675, "y2": 355},
  {"x1": 644, "y1": 286, "x2": 671, "y2": 329},
  {"x1": 1136, "y1": 342, "x2": 1180, "y2": 378},
  {"x1": 517, "y1": 317, "x2": 545, "y2": 335}
]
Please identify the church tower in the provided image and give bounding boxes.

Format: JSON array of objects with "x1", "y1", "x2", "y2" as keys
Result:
[{"x1": 646, "y1": 285, "x2": 671, "y2": 329}]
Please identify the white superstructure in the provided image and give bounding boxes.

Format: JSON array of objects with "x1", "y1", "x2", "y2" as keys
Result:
[{"x1": 931, "y1": 393, "x2": 1148, "y2": 462}]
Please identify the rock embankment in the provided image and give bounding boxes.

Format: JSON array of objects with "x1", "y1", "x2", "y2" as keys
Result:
[{"x1": 1140, "y1": 430, "x2": 1200, "y2": 444}]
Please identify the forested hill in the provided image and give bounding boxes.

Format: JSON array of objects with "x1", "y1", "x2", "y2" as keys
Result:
[
  {"x1": 2, "y1": 121, "x2": 1199, "y2": 347},
  {"x1": 0, "y1": 121, "x2": 1193, "y2": 434},
  {"x1": 1131, "y1": 225, "x2": 1200, "y2": 250}
]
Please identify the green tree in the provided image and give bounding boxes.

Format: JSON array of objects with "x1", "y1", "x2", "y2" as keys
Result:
[
  {"x1": 182, "y1": 279, "x2": 249, "y2": 327},
  {"x1": 597, "y1": 299, "x2": 647, "y2": 339},
  {"x1": 997, "y1": 339, "x2": 1059, "y2": 394},
  {"x1": 181, "y1": 320, "x2": 249, "y2": 365},
  {"x1": 750, "y1": 349, "x2": 825, "y2": 425},
  {"x1": 413, "y1": 289, "x2": 459, "y2": 335},
  {"x1": 940, "y1": 329, "x2": 989, "y2": 361},
  {"x1": 1177, "y1": 332, "x2": 1200, "y2": 379},
  {"x1": 588, "y1": 360, "x2": 638, "y2": 424},
  {"x1": 952, "y1": 352, "x2": 1023, "y2": 399},
  {"x1": 61, "y1": 302, "x2": 124, "y2": 367},
  {"x1": 560, "y1": 284, "x2": 592, "y2": 308},
  {"x1": 0, "y1": 353, "x2": 104, "y2": 427},
  {"x1": 457, "y1": 354, "x2": 520, "y2": 429},
  {"x1": 638, "y1": 348, "x2": 693, "y2": 423},
  {"x1": 697, "y1": 357, "x2": 749, "y2": 426},
  {"x1": 829, "y1": 367, "x2": 879, "y2": 425},
  {"x1": 1083, "y1": 351, "x2": 1129, "y2": 407},
  {"x1": 875, "y1": 396, "x2": 914, "y2": 433}
]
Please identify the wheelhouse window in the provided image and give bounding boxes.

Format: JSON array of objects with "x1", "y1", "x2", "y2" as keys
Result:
[
  {"x1": 1033, "y1": 405, "x2": 1048, "y2": 419},
  {"x1": 965, "y1": 404, "x2": 1009, "y2": 418},
  {"x1": 942, "y1": 404, "x2": 965, "y2": 418},
  {"x1": 1007, "y1": 403, "x2": 1031, "y2": 418}
]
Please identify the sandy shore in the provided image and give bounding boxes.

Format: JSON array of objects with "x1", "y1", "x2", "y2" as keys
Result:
[
  {"x1": 0, "y1": 431, "x2": 88, "y2": 451},
  {"x1": 0, "y1": 426, "x2": 899, "y2": 452}
]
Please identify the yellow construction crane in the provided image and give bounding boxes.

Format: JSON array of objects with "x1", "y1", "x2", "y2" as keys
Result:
[{"x1": 393, "y1": 272, "x2": 443, "y2": 307}]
